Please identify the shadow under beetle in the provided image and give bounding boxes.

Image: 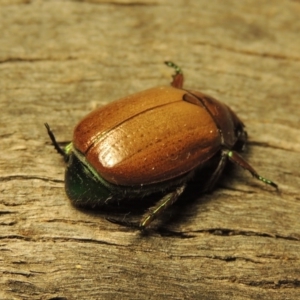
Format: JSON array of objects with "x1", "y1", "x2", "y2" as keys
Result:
[{"x1": 45, "y1": 62, "x2": 278, "y2": 230}]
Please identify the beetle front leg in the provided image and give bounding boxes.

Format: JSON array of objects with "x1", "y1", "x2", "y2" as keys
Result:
[
  {"x1": 45, "y1": 123, "x2": 69, "y2": 161},
  {"x1": 139, "y1": 184, "x2": 187, "y2": 230}
]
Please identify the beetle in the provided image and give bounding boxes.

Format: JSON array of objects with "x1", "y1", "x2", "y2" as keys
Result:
[{"x1": 45, "y1": 61, "x2": 277, "y2": 230}]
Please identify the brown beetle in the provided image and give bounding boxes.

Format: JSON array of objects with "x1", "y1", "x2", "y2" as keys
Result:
[{"x1": 45, "y1": 62, "x2": 277, "y2": 230}]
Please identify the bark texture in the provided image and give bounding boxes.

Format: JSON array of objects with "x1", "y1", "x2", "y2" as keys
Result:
[{"x1": 0, "y1": 0, "x2": 299, "y2": 299}]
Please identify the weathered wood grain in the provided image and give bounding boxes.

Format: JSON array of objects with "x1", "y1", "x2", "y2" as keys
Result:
[{"x1": 1, "y1": 0, "x2": 299, "y2": 299}]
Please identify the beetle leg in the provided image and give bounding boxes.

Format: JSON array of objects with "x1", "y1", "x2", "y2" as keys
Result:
[
  {"x1": 45, "y1": 123, "x2": 69, "y2": 162},
  {"x1": 204, "y1": 150, "x2": 229, "y2": 191},
  {"x1": 165, "y1": 61, "x2": 184, "y2": 89},
  {"x1": 139, "y1": 184, "x2": 187, "y2": 230},
  {"x1": 228, "y1": 151, "x2": 278, "y2": 189}
]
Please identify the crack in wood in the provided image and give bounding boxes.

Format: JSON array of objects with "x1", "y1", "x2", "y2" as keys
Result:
[{"x1": 0, "y1": 175, "x2": 63, "y2": 183}]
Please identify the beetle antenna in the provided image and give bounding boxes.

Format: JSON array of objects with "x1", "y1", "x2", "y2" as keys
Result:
[{"x1": 44, "y1": 123, "x2": 68, "y2": 161}]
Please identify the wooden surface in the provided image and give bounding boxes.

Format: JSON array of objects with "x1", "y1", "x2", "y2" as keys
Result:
[{"x1": 1, "y1": 0, "x2": 299, "y2": 299}]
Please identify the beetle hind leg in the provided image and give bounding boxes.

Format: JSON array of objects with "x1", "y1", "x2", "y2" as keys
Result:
[
  {"x1": 228, "y1": 150, "x2": 278, "y2": 189},
  {"x1": 139, "y1": 184, "x2": 187, "y2": 230},
  {"x1": 203, "y1": 150, "x2": 229, "y2": 192},
  {"x1": 165, "y1": 61, "x2": 184, "y2": 89},
  {"x1": 106, "y1": 185, "x2": 187, "y2": 231}
]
